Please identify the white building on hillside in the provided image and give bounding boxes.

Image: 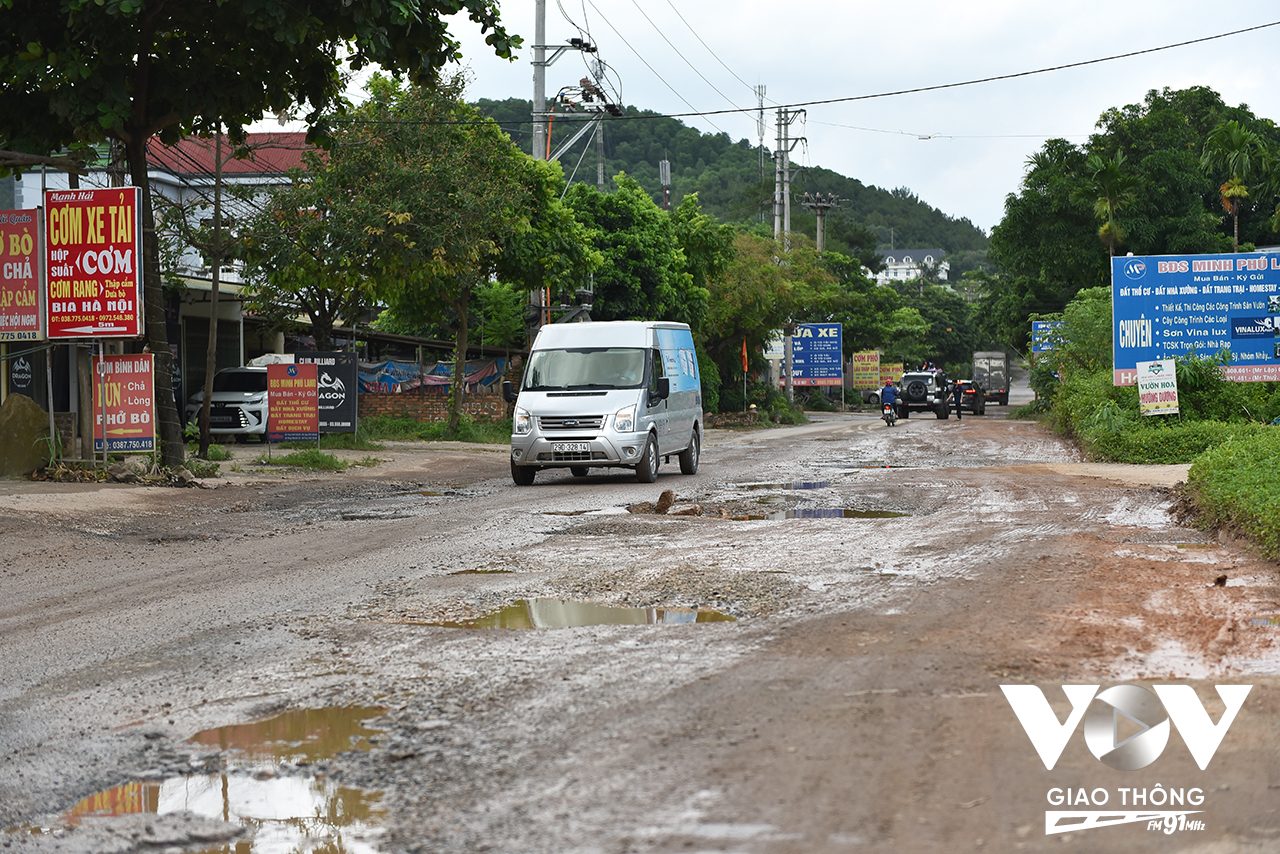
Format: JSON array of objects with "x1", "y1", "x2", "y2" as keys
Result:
[{"x1": 874, "y1": 248, "x2": 949, "y2": 286}]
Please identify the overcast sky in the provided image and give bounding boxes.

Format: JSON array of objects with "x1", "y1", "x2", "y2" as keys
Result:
[{"x1": 433, "y1": 1, "x2": 1280, "y2": 236}]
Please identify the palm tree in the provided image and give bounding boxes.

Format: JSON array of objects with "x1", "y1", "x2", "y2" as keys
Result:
[
  {"x1": 1201, "y1": 120, "x2": 1267, "y2": 252},
  {"x1": 1071, "y1": 151, "x2": 1139, "y2": 256}
]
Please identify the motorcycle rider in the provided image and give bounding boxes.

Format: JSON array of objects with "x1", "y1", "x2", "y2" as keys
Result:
[{"x1": 880, "y1": 380, "x2": 898, "y2": 421}]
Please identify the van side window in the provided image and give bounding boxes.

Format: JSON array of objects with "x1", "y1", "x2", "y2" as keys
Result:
[{"x1": 649, "y1": 348, "x2": 664, "y2": 395}]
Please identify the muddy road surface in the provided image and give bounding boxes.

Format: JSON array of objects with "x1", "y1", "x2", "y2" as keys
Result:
[{"x1": 2, "y1": 409, "x2": 1279, "y2": 853}]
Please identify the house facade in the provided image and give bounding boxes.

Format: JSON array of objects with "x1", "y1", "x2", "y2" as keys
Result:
[{"x1": 874, "y1": 248, "x2": 949, "y2": 286}]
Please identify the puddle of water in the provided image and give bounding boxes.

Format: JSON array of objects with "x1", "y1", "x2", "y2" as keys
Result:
[
  {"x1": 734, "y1": 508, "x2": 908, "y2": 520},
  {"x1": 737, "y1": 481, "x2": 831, "y2": 490},
  {"x1": 450, "y1": 568, "x2": 516, "y2": 575},
  {"x1": 41, "y1": 708, "x2": 389, "y2": 853},
  {"x1": 432, "y1": 598, "x2": 736, "y2": 629},
  {"x1": 544, "y1": 509, "x2": 597, "y2": 516},
  {"x1": 186, "y1": 705, "x2": 387, "y2": 762}
]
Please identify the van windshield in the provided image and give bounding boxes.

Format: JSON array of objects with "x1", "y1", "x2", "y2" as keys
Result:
[{"x1": 524, "y1": 348, "x2": 646, "y2": 391}]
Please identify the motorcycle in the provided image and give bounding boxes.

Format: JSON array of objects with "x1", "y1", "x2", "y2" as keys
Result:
[{"x1": 882, "y1": 402, "x2": 897, "y2": 427}]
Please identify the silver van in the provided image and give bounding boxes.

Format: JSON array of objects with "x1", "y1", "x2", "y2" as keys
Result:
[{"x1": 503, "y1": 321, "x2": 703, "y2": 485}]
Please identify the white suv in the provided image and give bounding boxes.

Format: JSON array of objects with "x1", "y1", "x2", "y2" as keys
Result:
[{"x1": 185, "y1": 367, "x2": 269, "y2": 440}]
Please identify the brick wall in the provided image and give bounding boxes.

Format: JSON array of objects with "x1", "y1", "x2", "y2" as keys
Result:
[{"x1": 358, "y1": 391, "x2": 509, "y2": 422}]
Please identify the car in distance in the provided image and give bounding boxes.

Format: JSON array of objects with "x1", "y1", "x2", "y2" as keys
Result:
[
  {"x1": 185, "y1": 366, "x2": 269, "y2": 441},
  {"x1": 897, "y1": 370, "x2": 951, "y2": 419},
  {"x1": 952, "y1": 379, "x2": 986, "y2": 415}
]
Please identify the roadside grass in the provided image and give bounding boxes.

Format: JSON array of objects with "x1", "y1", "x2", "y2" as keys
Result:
[
  {"x1": 1186, "y1": 429, "x2": 1280, "y2": 560},
  {"x1": 254, "y1": 448, "x2": 379, "y2": 471},
  {"x1": 359, "y1": 415, "x2": 512, "y2": 444},
  {"x1": 279, "y1": 433, "x2": 384, "y2": 451},
  {"x1": 186, "y1": 442, "x2": 232, "y2": 461}
]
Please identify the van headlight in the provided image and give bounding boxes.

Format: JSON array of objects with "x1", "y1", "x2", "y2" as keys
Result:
[
  {"x1": 613, "y1": 404, "x2": 636, "y2": 433},
  {"x1": 513, "y1": 406, "x2": 532, "y2": 435}
]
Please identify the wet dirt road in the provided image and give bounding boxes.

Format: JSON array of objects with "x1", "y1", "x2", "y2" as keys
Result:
[{"x1": 2, "y1": 407, "x2": 1279, "y2": 853}]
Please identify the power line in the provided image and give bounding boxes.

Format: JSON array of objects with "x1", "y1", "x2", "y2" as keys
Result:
[
  {"x1": 661, "y1": 0, "x2": 770, "y2": 103},
  {"x1": 581, "y1": 0, "x2": 725, "y2": 133},
  {"x1": 628, "y1": 0, "x2": 747, "y2": 115},
  {"x1": 330, "y1": 18, "x2": 1280, "y2": 134}
]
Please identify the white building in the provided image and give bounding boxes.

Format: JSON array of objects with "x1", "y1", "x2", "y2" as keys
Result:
[{"x1": 874, "y1": 248, "x2": 949, "y2": 286}]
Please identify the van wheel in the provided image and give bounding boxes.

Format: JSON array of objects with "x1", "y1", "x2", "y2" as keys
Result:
[
  {"x1": 570, "y1": 466, "x2": 589, "y2": 478},
  {"x1": 679, "y1": 429, "x2": 700, "y2": 475},
  {"x1": 511, "y1": 460, "x2": 537, "y2": 486},
  {"x1": 636, "y1": 434, "x2": 659, "y2": 483}
]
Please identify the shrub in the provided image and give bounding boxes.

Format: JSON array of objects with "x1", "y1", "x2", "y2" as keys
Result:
[
  {"x1": 1088, "y1": 420, "x2": 1270, "y2": 464},
  {"x1": 1187, "y1": 429, "x2": 1280, "y2": 559},
  {"x1": 697, "y1": 350, "x2": 720, "y2": 414}
]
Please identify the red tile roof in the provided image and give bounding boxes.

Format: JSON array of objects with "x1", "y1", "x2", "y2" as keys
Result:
[{"x1": 147, "y1": 133, "x2": 313, "y2": 177}]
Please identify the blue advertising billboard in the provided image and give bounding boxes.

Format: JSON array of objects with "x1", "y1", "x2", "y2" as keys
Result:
[
  {"x1": 791, "y1": 322, "x2": 843, "y2": 387},
  {"x1": 1112, "y1": 253, "x2": 1280, "y2": 385},
  {"x1": 1031, "y1": 321, "x2": 1063, "y2": 353}
]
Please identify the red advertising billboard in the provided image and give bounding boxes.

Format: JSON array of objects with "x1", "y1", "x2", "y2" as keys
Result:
[
  {"x1": 0, "y1": 209, "x2": 41, "y2": 341},
  {"x1": 45, "y1": 187, "x2": 143, "y2": 339},
  {"x1": 92, "y1": 353, "x2": 155, "y2": 452},
  {"x1": 267, "y1": 363, "x2": 319, "y2": 441}
]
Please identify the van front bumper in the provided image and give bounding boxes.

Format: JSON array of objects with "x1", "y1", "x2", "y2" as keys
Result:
[{"x1": 510, "y1": 432, "x2": 646, "y2": 467}]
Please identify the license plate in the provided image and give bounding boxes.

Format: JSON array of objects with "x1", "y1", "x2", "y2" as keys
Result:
[{"x1": 553, "y1": 442, "x2": 591, "y2": 453}]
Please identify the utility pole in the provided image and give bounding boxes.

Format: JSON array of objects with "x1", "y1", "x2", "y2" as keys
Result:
[
  {"x1": 532, "y1": 0, "x2": 547, "y2": 160},
  {"x1": 527, "y1": 1, "x2": 601, "y2": 339},
  {"x1": 659, "y1": 155, "x2": 671, "y2": 210},
  {"x1": 756, "y1": 84, "x2": 766, "y2": 222},
  {"x1": 801, "y1": 192, "x2": 839, "y2": 253},
  {"x1": 773, "y1": 108, "x2": 804, "y2": 248}
]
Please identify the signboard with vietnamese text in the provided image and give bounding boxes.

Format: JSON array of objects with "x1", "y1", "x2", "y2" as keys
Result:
[
  {"x1": 790, "y1": 323, "x2": 843, "y2": 387},
  {"x1": 1032, "y1": 321, "x2": 1063, "y2": 353},
  {"x1": 45, "y1": 187, "x2": 143, "y2": 339},
  {"x1": 267, "y1": 363, "x2": 319, "y2": 442},
  {"x1": 296, "y1": 351, "x2": 357, "y2": 433},
  {"x1": 1112, "y1": 252, "x2": 1280, "y2": 385},
  {"x1": 92, "y1": 353, "x2": 155, "y2": 452},
  {"x1": 1136, "y1": 359, "x2": 1180, "y2": 416},
  {"x1": 880, "y1": 362, "x2": 903, "y2": 386},
  {"x1": 850, "y1": 350, "x2": 880, "y2": 389},
  {"x1": 0, "y1": 209, "x2": 42, "y2": 341}
]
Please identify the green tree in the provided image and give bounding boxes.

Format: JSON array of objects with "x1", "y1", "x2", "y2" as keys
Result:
[
  {"x1": 1071, "y1": 151, "x2": 1140, "y2": 256},
  {"x1": 700, "y1": 232, "x2": 843, "y2": 400},
  {"x1": 1201, "y1": 120, "x2": 1268, "y2": 252},
  {"x1": 240, "y1": 163, "x2": 381, "y2": 352},
  {"x1": 0, "y1": 0, "x2": 516, "y2": 465},
  {"x1": 563, "y1": 174, "x2": 708, "y2": 327},
  {"x1": 355, "y1": 79, "x2": 594, "y2": 434}
]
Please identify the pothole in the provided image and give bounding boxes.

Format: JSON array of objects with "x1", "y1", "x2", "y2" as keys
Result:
[
  {"x1": 733, "y1": 508, "x2": 909, "y2": 520},
  {"x1": 735, "y1": 480, "x2": 831, "y2": 490},
  {"x1": 27, "y1": 707, "x2": 388, "y2": 853},
  {"x1": 428, "y1": 598, "x2": 737, "y2": 629}
]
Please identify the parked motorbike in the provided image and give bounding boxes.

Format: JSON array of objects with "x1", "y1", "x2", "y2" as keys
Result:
[{"x1": 882, "y1": 402, "x2": 897, "y2": 427}]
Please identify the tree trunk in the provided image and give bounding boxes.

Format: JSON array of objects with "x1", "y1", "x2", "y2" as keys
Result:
[
  {"x1": 198, "y1": 131, "x2": 224, "y2": 459},
  {"x1": 124, "y1": 136, "x2": 184, "y2": 467},
  {"x1": 448, "y1": 281, "x2": 472, "y2": 436}
]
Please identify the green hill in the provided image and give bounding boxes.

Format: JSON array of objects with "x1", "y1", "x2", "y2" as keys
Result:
[{"x1": 476, "y1": 97, "x2": 988, "y2": 258}]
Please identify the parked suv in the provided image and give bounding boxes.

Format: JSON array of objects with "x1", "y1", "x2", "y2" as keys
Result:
[
  {"x1": 185, "y1": 366, "x2": 269, "y2": 440},
  {"x1": 897, "y1": 370, "x2": 951, "y2": 419}
]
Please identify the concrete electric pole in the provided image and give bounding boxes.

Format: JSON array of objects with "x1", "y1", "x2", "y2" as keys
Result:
[
  {"x1": 773, "y1": 108, "x2": 805, "y2": 248},
  {"x1": 801, "y1": 192, "x2": 840, "y2": 253}
]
